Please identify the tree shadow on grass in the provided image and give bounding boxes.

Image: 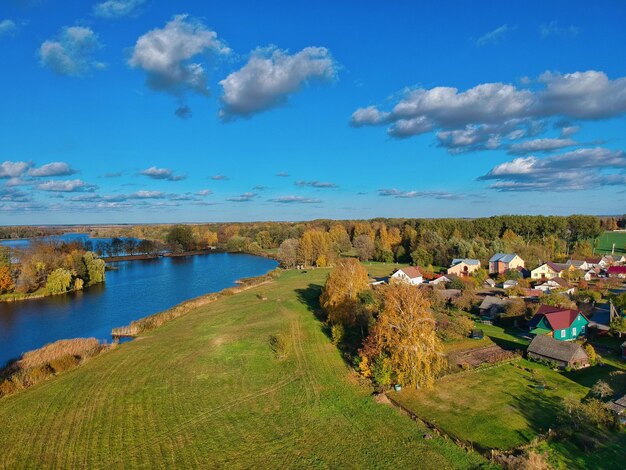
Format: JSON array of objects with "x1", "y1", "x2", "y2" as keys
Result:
[
  {"x1": 564, "y1": 362, "x2": 626, "y2": 395},
  {"x1": 487, "y1": 335, "x2": 525, "y2": 351},
  {"x1": 508, "y1": 387, "x2": 564, "y2": 441}
]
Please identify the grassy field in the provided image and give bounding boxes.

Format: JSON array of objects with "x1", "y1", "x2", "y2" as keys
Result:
[
  {"x1": 0, "y1": 266, "x2": 489, "y2": 469},
  {"x1": 594, "y1": 231, "x2": 626, "y2": 254},
  {"x1": 391, "y1": 356, "x2": 626, "y2": 469}
]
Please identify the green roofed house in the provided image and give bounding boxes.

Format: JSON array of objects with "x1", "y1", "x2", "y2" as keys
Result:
[{"x1": 528, "y1": 305, "x2": 589, "y2": 341}]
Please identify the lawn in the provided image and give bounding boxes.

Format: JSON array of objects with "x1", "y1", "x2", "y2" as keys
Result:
[
  {"x1": 0, "y1": 266, "x2": 488, "y2": 469},
  {"x1": 594, "y1": 231, "x2": 626, "y2": 254}
]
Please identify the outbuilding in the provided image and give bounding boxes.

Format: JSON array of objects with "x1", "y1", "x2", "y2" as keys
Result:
[{"x1": 526, "y1": 335, "x2": 590, "y2": 369}]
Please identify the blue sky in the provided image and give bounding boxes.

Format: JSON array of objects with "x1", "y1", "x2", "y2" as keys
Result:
[{"x1": 1, "y1": 0, "x2": 625, "y2": 224}]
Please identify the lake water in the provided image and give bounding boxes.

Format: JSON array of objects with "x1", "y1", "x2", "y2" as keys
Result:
[{"x1": 0, "y1": 253, "x2": 278, "y2": 366}]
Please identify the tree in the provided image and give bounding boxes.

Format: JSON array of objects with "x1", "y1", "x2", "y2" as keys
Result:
[
  {"x1": 0, "y1": 266, "x2": 14, "y2": 294},
  {"x1": 591, "y1": 380, "x2": 613, "y2": 399},
  {"x1": 584, "y1": 343, "x2": 598, "y2": 365},
  {"x1": 609, "y1": 316, "x2": 626, "y2": 338},
  {"x1": 410, "y1": 247, "x2": 433, "y2": 267},
  {"x1": 45, "y1": 268, "x2": 72, "y2": 295},
  {"x1": 320, "y1": 258, "x2": 370, "y2": 326},
  {"x1": 277, "y1": 239, "x2": 299, "y2": 268},
  {"x1": 354, "y1": 235, "x2": 375, "y2": 262},
  {"x1": 329, "y1": 224, "x2": 352, "y2": 253},
  {"x1": 82, "y1": 252, "x2": 105, "y2": 285},
  {"x1": 165, "y1": 225, "x2": 196, "y2": 251},
  {"x1": 363, "y1": 282, "x2": 446, "y2": 388},
  {"x1": 255, "y1": 231, "x2": 273, "y2": 249}
]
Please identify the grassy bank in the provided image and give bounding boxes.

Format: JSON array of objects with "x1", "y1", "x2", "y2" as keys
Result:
[{"x1": 0, "y1": 266, "x2": 489, "y2": 469}]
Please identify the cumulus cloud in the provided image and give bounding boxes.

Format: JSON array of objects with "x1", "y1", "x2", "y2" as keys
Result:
[
  {"x1": 0, "y1": 161, "x2": 31, "y2": 178},
  {"x1": 508, "y1": 138, "x2": 578, "y2": 155},
  {"x1": 0, "y1": 19, "x2": 17, "y2": 38},
  {"x1": 39, "y1": 26, "x2": 104, "y2": 76},
  {"x1": 219, "y1": 46, "x2": 337, "y2": 119},
  {"x1": 226, "y1": 192, "x2": 256, "y2": 202},
  {"x1": 479, "y1": 147, "x2": 626, "y2": 191},
  {"x1": 268, "y1": 195, "x2": 321, "y2": 204},
  {"x1": 93, "y1": 0, "x2": 145, "y2": 18},
  {"x1": 476, "y1": 24, "x2": 513, "y2": 46},
  {"x1": 378, "y1": 188, "x2": 462, "y2": 200},
  {"x1": 28, "y1": 162, "x2": 76, "y2": 177},
  {"x1": 129, "y1": 14, "x2": 229, "y2": 111},
  {"x1": 37, "y1": 179, "x2": 97, "y2": 192},
  {"x1": 352, "y1": 70, "x2": 626, "y2": 152},
  {"x1": 294, "y1": 180, "x2": 337, "y2": 188},
  {"x1": 139, "y1": 166, "x2": 185, "y2": 181}
]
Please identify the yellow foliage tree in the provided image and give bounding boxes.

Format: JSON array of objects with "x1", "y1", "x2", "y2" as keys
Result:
[
  {"x1": 320, "y1": 258, "x2": 370, "y2": 325},
  {"x1": 367, "y1": 282, "x2": 446, "y2": 388}
]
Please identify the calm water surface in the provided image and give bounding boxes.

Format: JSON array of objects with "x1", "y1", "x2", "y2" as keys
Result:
[{"x1": 0, "y1": 253, "x2": 277, "y2": 366}]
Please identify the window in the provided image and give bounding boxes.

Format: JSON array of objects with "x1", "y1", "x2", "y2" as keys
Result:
[
  {"x1": 561, "y1": 330, "x2": 566, "y2": 338},
  {"x1": 572, "y1": 327, "x2": 577, "y2": 336}
]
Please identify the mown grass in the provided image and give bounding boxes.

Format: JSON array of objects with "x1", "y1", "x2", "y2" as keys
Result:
[
  {"x1": 0, "y1": 266, "x2": 489, "y2": 469},
  {"x1": 594, "y1": 230, "x2": 626, "y2": 254}
]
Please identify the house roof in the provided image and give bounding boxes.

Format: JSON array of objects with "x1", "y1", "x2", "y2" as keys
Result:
[
  {"x1": 489, "y1": 253, "x2": 518, "y2": 263},
  {"x1": 397, "y1": 266, "x2": 423, "y2": 279},
  {"x1": 608, "y1": 266, "x2": 626, "y2": 274},
  {"x1": 566, "y1": 260, "x2": 586, "y2": 268},
  {"x1": 585, "y1": 258, "x2": 601, "y2": 264},
  {"x1": 537, "y1": 277, "x2": 569, "y2": 288},
  {"x1": 545, "y1": 262, "x2": 569, "y2": 273},
  {"x1": 479, "y1": 296, "x2": 510, "y2": 310},
  {"x1": 532, "y1": 305, "x2": 587, "y2": 331},
  {"x1": 484, "y1": 278, "x2": 496, "y2": 286},
  {"x1": 451, "y1": 258, "x2": 480, "y2": 266},
  {"x1": 527, "y1": 335, "x2": 588, "y2": 363}
]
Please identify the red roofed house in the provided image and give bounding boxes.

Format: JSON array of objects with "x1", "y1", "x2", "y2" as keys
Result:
[
  {"x1": 391, "y1": 266, "x2": 424, "y2": 285},
  {"x1": 607, "y1": 266, "x2": 626, "y2": 279},
  {"x1": 528, "y1": 305, "x2": 589, "y2": 341}
]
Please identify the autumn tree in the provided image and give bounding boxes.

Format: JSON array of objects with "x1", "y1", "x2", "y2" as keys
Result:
[
  {"x1": 277, "y1": 238, "x2": 299, "y2": 268},
  {"x1": 329, "y1": 224, "x2": 352, "y2": 253},
  {"x1": 45, "y1": 268, "x2": 72, "y2": 295},
  {"x1": 354, "y1": 235, "x2": 375, "y2": 261},
  {"x1": 320, "y1": 258, "x2": 370, "y2": 326},
  {"x1": 0, "y1": 266, "x2": 14, "y2": 294},
  {"x1": 363, "y1": 282, "x2": 446, "y2": 388},
  {"x1": 255, "y1": 231, "x2": 274, "y2": 249}
]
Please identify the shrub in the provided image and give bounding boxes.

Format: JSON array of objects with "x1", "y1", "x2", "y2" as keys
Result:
[
  {"x1": 331, "y1": 324, "x2": 345, "y2": 345},
  {"x1": 268, "y1": 334, "x2": 289, "y2": 360}
]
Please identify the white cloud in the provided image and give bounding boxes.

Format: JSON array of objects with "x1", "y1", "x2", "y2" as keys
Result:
[
  {"x1": 139, "y1": 166, "x2": 185, "y2": 181},
  {"x1": 508, "y1": 138, "x2": 577, "y2": 155},
  {"x1": 28, "y1": 162, "x2": 76, "y2": 177},
  {"x1": 226, "y1": 192, "x2": 257, "y2": 202},
  {"x1": 37, "y1": 179, "x2": 97, "y2": 192},
  {"x1": 476, "y1": 24, "x2": 512, "y2": 46},
  {"x1": 211, "y1": 174, "x2": 228, "y2": 180},
  {"x1": 219, "y1": 46, "x2": 337, "y2": 119},
  {"x1": 93, "y1": 0, "x2": 145, "y2": 18},
  {"x1": 40, "y1": 26, "x2": 104, "y2": 76},
  {"x1": 0, "y1": 161, "x2": 31, "y2": 178},
  {"x1": 540, "y1": 21, "x2": 579, "y2": 38},
  {"x1": 268, "y1": 195, "x2": 321, "y2": 204},
  {"x1": 352, "y1": 70, "x2": 626, "y2": 152},
  {"x1": 0, "y1": 19, "x2": 17, "y2": 38},
  {"x1": 378, "y1": 188, "x2": 462, "y2": 200},
  {"x1": 129, "y1": 15, "x2": 229, "y2": 102},
  {"x1": 480, "y1": 147, "x2": 626, "y2": 191},
  {"x1": 196, "y1": 189, "x2": 213, "y2": 196},
  {"x1": 294, "y1": 180, "x2": 337, "y2": 188}
]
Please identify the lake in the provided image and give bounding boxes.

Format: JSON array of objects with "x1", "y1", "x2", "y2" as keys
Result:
[{"x1": 0, "y1": 253, "x2": 278, "y2": 366}]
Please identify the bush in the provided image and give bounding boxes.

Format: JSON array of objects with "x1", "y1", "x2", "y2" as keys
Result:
[
  {"x1": 331, "y1": 324, "x2": 345, "y2": 345},
  {"x1": 268, "y1": 334, "x2": 289, "y2": 360}
]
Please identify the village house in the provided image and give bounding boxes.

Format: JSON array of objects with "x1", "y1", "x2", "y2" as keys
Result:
[
  {"x1": 534, "y1": 277, "x2": 575, "y2": 295},
  {"x1": 483, "y1": 278, "x2": 496, "y2": 288},
  {"x1": 588, "y1": 302, "x2": 622, "y2": 332},
  {"x1": 607, "y1": 395, "x2": 626, "y2": 427},
  {"x1": 447, "y1": 259, "x2": 480, "y2": 277},
  {"x1": 429, "y1": 275, "x2": 451, "y2": 286},
  {"x1": 501, "y1": 280, "x2": 518, "y2": 289},
  {"x1": 583, "y1": 267, "x2": 601, "y2": 281},
  {"x1": 489, "y1": 253, "x2": 524, "y2": 275},
  {"x1": 528, "y1": 305, "x2": 589, "y2": 341},
  {"x1": 566, "y1": 259, "x2": 591, "y2": 270},
  {"x1": 605, "y1": 255, "x2": 626, "y2": 265},
  {"x1": 526, "y1": 334, "x2": 590, "y2": 369},
  {"x1": 530, "y1": 261, "x2": 575, "y2": 280},
  {"x1": 390, "y1": 266, "x2": 424, "y2": 285},
  {"x1": 479, "y1": 296, "x2": 510, "y2": 319},
  {"x1": 607, "y1": 266, "x2": 626, "y2": 278}
]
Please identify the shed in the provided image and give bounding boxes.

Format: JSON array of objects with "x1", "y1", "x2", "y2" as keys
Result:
[
  {"x1": 479, "y1": 296, "x2": 510, "y2": 319},
  {"x1": 526, "y1": 335, "x2": 589, "y2": 369},
  {"x1": 470, "y1": 329, "x2": 484, "y2": 339}
]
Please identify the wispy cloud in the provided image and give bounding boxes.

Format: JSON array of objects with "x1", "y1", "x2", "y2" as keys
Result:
[
  {"x1": 268, "y1": 195, "x2": 322, "y2": 204},
  {"x1": 211, "y1": 174, "x2": 229, "y2": 181},
  {"x1": 93, "y1": 0, "x2": 146, "y2": 19},
  {"x1": 276, "y1": 172, "x2": 290, "y2": 177},
  {"x1": 0, "y1": 19, "x2": 17, "y2": 38},
  {"x1": 378, "y1": 188, "x2": 463, "y2": 200},
  {"x1": 37, "y1": 179, "x2": 98, "y2": 192},
  {"x1": 476, "y1": 24, "x2": 513, "y2": 46},
  {"x1": 540, "y1": 21, "x2": 579, "y2": 38},
  {"x1": 226, "y1": 192, "x2": 256, "y2": 202},
  {"x1": 294, "y1": 180, "x2": 337, "y2": 188}
]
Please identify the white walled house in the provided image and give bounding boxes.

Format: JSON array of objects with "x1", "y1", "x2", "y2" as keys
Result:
[{"x1": 391, "y1": 266, "x2": 424, "y2": 285}]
